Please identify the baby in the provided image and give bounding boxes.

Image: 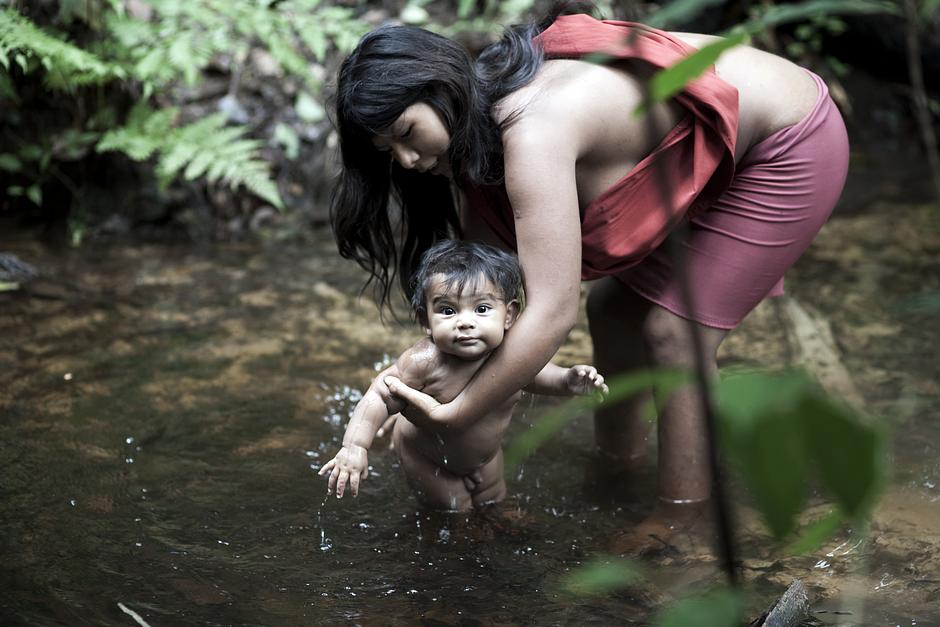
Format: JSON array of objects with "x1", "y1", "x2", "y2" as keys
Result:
[{"x1": 319, "y1": 240, "x2": 607, "y2": 510}]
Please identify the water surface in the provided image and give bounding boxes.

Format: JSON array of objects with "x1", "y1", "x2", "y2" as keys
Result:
[{"x1": 1, "y1": 212, "x2": 937, "y2": 625}]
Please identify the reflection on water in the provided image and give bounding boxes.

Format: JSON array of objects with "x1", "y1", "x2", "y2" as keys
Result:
[{"x1": 1, "y1": 216, "x2": 937, "y2": 625}]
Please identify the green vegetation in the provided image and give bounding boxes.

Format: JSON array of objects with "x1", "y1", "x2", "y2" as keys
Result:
[{"x1": 0, "y1": 0, "x2": 369, "y2": 240}]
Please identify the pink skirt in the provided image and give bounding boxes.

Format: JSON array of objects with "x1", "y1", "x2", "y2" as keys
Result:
[{"x1": 616, "y1": 71, "x2": 849, "y2": 329}]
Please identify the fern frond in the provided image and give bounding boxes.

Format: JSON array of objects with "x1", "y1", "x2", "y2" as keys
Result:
[
  {"x1": 99, "y1": 103, "x2": 283, "y2": 208},
  {"x1": 0, "y1": 8, "x2": 123, "y2": 86},
  {"x1": 165, "y1": 113, "x2": 284, "y2": 208},
  {"x1": 97, "y1": 103, "x2": 177, "y2": 160}
]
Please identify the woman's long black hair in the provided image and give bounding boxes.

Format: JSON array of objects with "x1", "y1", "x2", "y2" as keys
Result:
[{"x1": 330, "y1": 4, "x2": 590, "y2": 313}]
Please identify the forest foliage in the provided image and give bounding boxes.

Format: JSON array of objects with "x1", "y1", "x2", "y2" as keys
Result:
[{"x1": 3, "y1": 0, "x2": 934, "y2": 244}]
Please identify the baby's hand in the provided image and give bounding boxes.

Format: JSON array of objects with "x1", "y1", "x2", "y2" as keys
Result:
[
  {"x1": 318, "y1": 445, "x2": 369, "y2": 498},
  {"x1": 565, "y1": 365, "x2": 608, "y2": 397}
]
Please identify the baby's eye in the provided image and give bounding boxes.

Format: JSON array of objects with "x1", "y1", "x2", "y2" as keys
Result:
[
  {"x1": 441, "y1": 306, "x2": 455, "y2": 315},
  {"x1": 400, "y1": 125, "x2": 413, "y2": 139},
  {"x1": 475, "y1": 304, "x2": 491, "y2": 314}
]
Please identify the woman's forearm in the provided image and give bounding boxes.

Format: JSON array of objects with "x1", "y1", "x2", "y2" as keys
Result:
[{"x1": 448, "y1": 302, "x2": 577, "y2": 425}]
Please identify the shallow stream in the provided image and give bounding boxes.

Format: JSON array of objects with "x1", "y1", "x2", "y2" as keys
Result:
[{"x1": 1, "y1": 204, "x2": 938, "y2": 625}]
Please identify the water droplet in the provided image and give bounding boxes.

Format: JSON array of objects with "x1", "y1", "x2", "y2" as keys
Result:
[
  {"x1": 63, "y1": 373, "x2": 73, "y2": 381},
  {"x1": 125, "y1": 436, "x2": 135, "y2": 445},
  {"x1": 68, "y1": 499, "x2": 76, "y2": 507}
]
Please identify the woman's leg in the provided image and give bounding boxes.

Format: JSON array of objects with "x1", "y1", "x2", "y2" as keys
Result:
[
  {"x1": 604, "y1": 303, "x2": 728, "y2": 555},
  {"x1": 642, "y1": 305, "x2": 727, "y2": 503},
  {"x1": 586, "y1": 277, "x2": 655, "y2": 466},
  {"x1": 588, "y1": 277, "x2": 728, "y2": 502}
]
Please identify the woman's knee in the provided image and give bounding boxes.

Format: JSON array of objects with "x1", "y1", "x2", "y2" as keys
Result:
[
  {"x1": 642, "y1": 307, "x2": 726, "y2": 366},
  {"x1": 642, "y1": 308, "x2": 697, "y2": 365}
]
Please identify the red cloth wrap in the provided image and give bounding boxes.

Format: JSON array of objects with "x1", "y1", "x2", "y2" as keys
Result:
[{"x1": 464, "y1": 14, "x2": 739, "y2": 279}]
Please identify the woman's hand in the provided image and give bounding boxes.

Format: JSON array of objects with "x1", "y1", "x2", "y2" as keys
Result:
[{"x1": 384, "y1": 376, "x2": 454, "y2": 430}]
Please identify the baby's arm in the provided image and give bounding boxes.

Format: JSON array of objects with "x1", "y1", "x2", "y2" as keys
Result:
[
  {"x1": 318, "y1": 374, "x2": 397, "y2": 498},
  {"x1": 318, "y1": 346, "x2": 429, "y2": 498},
  {"x1": 525, "y1": 363, "x2": 608, "y2": 397}
]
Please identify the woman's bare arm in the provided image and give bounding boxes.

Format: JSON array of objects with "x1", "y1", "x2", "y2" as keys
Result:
[{"x1": 388, "y1": 110, "x2": 584, "y2": 430}]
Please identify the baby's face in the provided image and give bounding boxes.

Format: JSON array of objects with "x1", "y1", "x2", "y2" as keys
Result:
[{"x1": 423, "y1": 274, "x2": 517, "y2": 361}]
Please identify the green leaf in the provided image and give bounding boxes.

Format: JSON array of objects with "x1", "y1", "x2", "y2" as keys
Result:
[
  {"x1": 716, "y1": 370, "x2": 886, "y2": 541},
  {"x1": 274, "y1": 122, "x2": 299, "y2": 160},
  {"x1": 399, "y1": 4, "x2": 430, "y2": 25},
  {"x1": 299, "y1": 26, "x2": 328, "y2": 62},
  {"x1": 26, "y1": 183, "x2": 42, "y2": 206},
  {"x1": 0, "y1": 71, "x2": 17, "y2": 100},
  {"x1": 786, "y1": 509, "x2": 844, "y2": 555},
  {"x1": 922, "y1": 0, "x2": 940, "y2": 21},
  {"x1": 0, "y1": 153, "x2": 21, "y2": 172},
  {"x1": 559, "y1": 557, "x2": 643, "y2": 596},
  {"x1": 645, "y1": 0, "x2": 726, "y2": 29},
  {"x1": 641, "y1": 32, "x2": 749, "y2": 113},
  {"x1": 798, "y1": 393, "x2": 886, "y2": 519},
  {"x1": 716, "y1": 372, "x2": 809, "y2": 538},
  {"x1": 457, "y1": 0, "x2": 476, "y2": 19},
  {"x1": 654, "y1": 587, "x2": 742, "y2": 627},
  {"x1": 183, "y1": 150, "x2": 214, "y2": 180},
  {"x1": 19, "y1": 144, "x2": 43, "y2": 161},
  {"x1": 0, "y1": 8, "x2": 120, "y2": 85},
  {"x1": 744, "y1": 0, "x2": 899, "y2": 32},
  {"x1": 295, "y1": 92, "x2": 325, "y2": 123},
  {"x1": 504, "y1": 369, "x2": 690, "y2": 472}
]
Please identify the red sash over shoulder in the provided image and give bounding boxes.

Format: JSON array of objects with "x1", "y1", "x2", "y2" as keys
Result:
[{"x1": 464, "y1": 14, "x2": 739, "y2": 279}]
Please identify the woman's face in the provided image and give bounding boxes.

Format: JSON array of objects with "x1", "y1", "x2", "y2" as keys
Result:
[{"x1": 372, "y1": 103, "x2": 452, "y2": 177}]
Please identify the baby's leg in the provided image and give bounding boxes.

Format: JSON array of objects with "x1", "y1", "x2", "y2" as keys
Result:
[
  {"x1": 469, "y1": 450, "x2": 507, "y2": 509},
  {"x1": 395, "y1": 434, "x2": 474, "y2": 511}
]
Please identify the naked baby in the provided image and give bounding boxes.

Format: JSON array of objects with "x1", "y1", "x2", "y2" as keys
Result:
[{"x1": 319, "y1": 240, "x2": 607, "y2": 510}]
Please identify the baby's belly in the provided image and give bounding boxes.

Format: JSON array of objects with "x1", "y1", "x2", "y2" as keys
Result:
[{"x1": 396, "y1": 418, "x2": 506, "y2": 475}]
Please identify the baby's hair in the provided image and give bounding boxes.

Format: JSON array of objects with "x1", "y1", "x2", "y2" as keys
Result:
[{"x1": 410, "y1": 240, "x2": 523, "y2": 320}]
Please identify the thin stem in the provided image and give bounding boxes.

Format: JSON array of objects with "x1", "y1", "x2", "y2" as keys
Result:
[
  {"x1": 903, "y1": 0, "x2": 940, "y2": 202},
  {"x1": 641, "y1": 94, "x2": 738, "y2": 588}
]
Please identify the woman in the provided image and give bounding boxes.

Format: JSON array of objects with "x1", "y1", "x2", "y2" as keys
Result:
[{"x1": 329, "y1": 6, "x2": 849, "y2": 527}]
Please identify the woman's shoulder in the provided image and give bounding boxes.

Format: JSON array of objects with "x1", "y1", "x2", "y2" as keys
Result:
[
  {"x1": 495, "y1": 57, "x2": 668, "y2": 168},
  {"x1": 496, "y1": 58, "x2": 640, "y2": 122}
]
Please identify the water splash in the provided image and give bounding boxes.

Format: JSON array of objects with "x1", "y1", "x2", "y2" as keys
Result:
[{"x1": 317, "y1": 494, "x2": 333, "y2": 552}]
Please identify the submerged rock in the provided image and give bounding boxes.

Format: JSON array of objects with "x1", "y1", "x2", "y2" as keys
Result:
[{"x1": 0, "y1": 252, "x2": 38, "y2": 289}]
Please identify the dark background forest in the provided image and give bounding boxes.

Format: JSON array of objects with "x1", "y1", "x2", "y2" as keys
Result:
[{"x1": 1, "y1": 0, "x2": 938, "y2": 249}]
